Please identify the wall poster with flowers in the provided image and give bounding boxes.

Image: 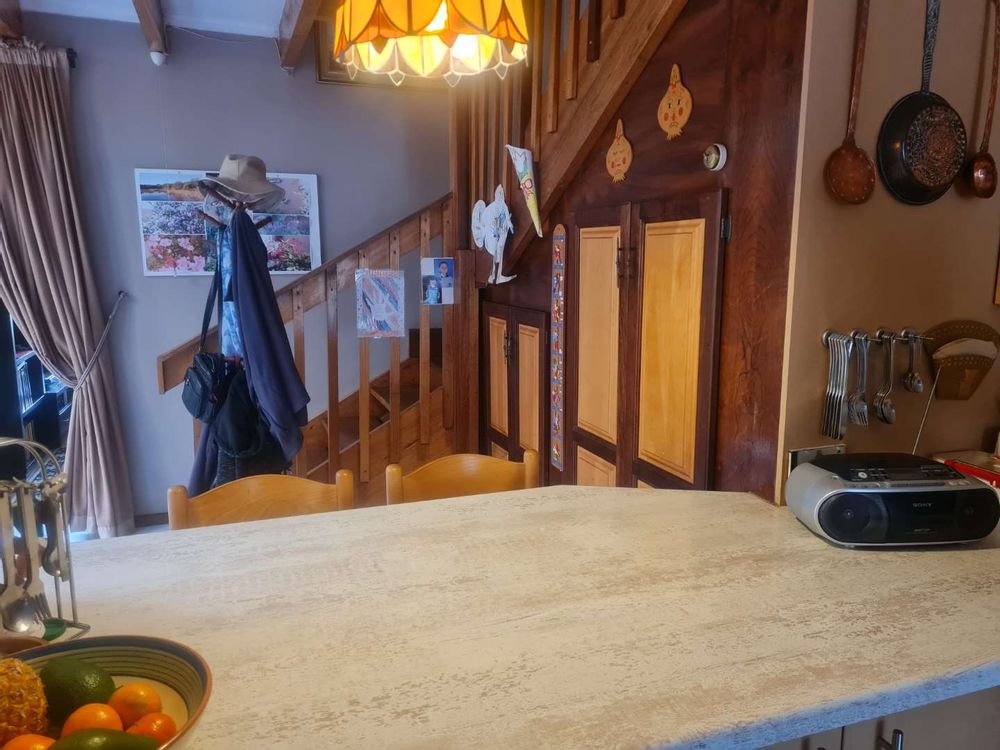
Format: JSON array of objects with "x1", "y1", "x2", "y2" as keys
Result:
[{"x1": 134, "y1": 169, "x2": 321, "y2": 276}]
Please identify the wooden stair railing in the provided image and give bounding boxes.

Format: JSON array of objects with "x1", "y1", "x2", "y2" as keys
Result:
[
  {"x1": 456, "y1": 0, "x2": 689, "y2": 277},
  {"x1": 156, "y1": 194, "x2": 462, "y2": 497}
]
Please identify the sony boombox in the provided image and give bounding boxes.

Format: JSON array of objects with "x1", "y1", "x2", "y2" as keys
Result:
[{"x1": 786, "y1": 453, "x2": 1000, "y2": 547}]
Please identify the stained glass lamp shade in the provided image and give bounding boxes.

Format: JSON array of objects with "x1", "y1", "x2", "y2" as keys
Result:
[{"x1": 334, "y1": 0, "x2": 530, "y2": 86}]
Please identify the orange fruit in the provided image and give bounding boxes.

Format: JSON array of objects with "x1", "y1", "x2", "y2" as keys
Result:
[
  {"x1": 127, "y1": 713, "x2": 178, "y2": 744},
  {"x1": 60, "y1": 704, "x2": 123, "y2": 737},
  {"x1": 1, "y1": 736, "x2": 55, "y2": 750},
  {"x1": 108, "y1": 683, "x2": 162, "y2": 727}
]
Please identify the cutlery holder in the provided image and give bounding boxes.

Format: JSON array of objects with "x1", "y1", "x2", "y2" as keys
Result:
[{"x1": 0, "y1": 437, "x2": 85, "y2": 640}]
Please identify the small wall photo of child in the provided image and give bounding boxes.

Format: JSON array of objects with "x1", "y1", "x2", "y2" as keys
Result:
[{"x1": 420, "y1": 257, "x2": 455, "y2": 305}]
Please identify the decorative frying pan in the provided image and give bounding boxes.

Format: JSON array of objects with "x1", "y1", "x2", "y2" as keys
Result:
[{"x1": 877, "y1": 0, "x2": 967, "y2": 205}]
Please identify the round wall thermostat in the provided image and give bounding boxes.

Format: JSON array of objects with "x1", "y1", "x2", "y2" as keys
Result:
[{"x1": 703, "y1": 144, "x2": 728, "y2": 172}]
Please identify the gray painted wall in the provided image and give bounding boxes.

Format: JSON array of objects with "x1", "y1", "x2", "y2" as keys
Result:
[{"x1": 22, "y1": 12, "x2": 451, "y2": 517}]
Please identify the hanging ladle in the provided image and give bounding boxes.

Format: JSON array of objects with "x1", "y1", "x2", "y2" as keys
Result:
[
  {"x1": 825, "y1": 0, "x2": 876, "y2": 204},
  {"x1": 968, "y1": 0, "x2": 1000, "y2": 198}
]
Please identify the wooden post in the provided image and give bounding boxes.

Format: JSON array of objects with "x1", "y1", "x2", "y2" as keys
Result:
[
  {"x1": 529, "y1": 0, "x2": 545, "y2": 152},
  {"x1": 587, "y1": 0, "x2": 601, "y2": 62},
  {"x1": 358, "y1": 250, "x2": 371, "y2": 483},
  {"x1": 325, "y1": 266, "x2": 340, "y2": 474},
  {"x1": 419, "y1": 212, "x2": 432, "y2": 445},
  {"x1": 544, "y1": 0, "x2": 562, "y2": 133},
  {"x1": 565, "y1": 0, "x2": 580, "y2": 100},
  {"x1": 389, "y1": 231, "x2": 402, "y2": 463},
  {"x1": 292, "y1": 285, "x2": 306, "y2": 477},
  {"x1": 441, "y1": 200, "x2": 456, "y2": 431}
]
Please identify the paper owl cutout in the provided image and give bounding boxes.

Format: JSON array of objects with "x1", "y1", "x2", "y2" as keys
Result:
[
  {"x1": 472, "y1": 185, "x2": 517, "y2": 285},
  {"x1": 505, "y1": 145, "x2": 543, "y2": 237},
  {"x1": 606, "y1": 119, "x2": 633, "y2": 183},
  {"x1": 657, "y1": 64, "x2": 693, "y2": 141}
]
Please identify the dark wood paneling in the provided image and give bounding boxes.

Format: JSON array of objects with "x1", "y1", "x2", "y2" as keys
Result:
[
  {"x1": 714, "y1": 0, "x2": 808, "y2": 498},
  {"x1": 483, "y1": 0, "x2": 808, "y2": 499}
]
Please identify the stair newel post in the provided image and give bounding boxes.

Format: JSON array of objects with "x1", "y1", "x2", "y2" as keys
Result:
[
  {"x1": 325, "y1": 265, "x2": 340, "y2": 477},
  {"x1": 419, "y1": 212, "x2": 432, "y2": 446},
  {"x1": 292, "y1": 285, "x2": 306, "y2": 477},
  {"x1": 389, "y1": 231, "x2": 402, "y2": 463},
  {"x1": 441, "y1": 200, "x2": 456, "y2": 432},
  {"x1": 358, "y1": 247, "x2": 371, "y2": 484}
]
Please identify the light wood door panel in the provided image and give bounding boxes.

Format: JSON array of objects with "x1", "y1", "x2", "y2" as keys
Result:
[
  {"x1": 637, "y1": 218, "x2": 705, "y2": 483},
  {"x1": 491, "y1": 442, "x2": 509, "y2": 460},
  {"x1": 487, "y1": 315, "x2": 509, "y2": 436},
  {"x1": 577, "y1": 446, "x2": 617, "y2": 486},
  {"x1": 518, "y1": 323, "x2": 541, "y2": 452},
  {"x1": 637, "y1": 480, "x2": 654, "y2": 489},
  {"x1": 576, "y1": 225, "x2": 620, "y2": 445}
]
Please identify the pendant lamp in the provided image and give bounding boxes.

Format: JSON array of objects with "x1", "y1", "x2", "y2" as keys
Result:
[{"x1": 334, "y1": 0, "x2": 530, "y2": 86}]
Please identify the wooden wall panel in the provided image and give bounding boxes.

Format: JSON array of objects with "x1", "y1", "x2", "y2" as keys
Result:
[
  {"x1": 517, "y1": 323, "x2": 541, "y2": 452},
  {"x1": 575, "y1": 226, "x2": 620, "y2": 445},
  {"x1": 481, "y1": 0, "x2": 808, "y2": 500},
  {"x1": 637, "y1": 219, "x2": 705, "y2": 483},
  {"x1": 491, "y1": 442, "x2": 510, "y2": 460},
  {"x1": 487, "y1": 316, "x2": 509, "y2": 436},
  {"x1": 577, "y1": 446, "x2": 617, "y2": 486}
]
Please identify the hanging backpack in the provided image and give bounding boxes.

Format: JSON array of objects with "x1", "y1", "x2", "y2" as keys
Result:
[{"x1": 181, "y1": 253, "x2": 234, "y2": 423}]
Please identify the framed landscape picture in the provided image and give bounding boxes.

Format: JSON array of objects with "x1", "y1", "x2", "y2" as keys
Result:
[{"x1": 135, "y1": 169, "x2": 321, "y2": 276}]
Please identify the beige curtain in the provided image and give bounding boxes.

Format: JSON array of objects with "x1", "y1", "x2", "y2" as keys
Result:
[{"x1": 0, "y1": 40, "x2": 134, "y2": 537}]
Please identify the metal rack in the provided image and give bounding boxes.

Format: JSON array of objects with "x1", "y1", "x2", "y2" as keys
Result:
[
  {"x1": 821, "y1": 329, "x2": 932, "y2": 439},
  {"x1": 0, "y1": 437, "x2": 87, "y2": 640}
]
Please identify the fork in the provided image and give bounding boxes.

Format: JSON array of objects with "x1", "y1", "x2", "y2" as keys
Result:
[{"x1": 848, "y1": 330, "x2": 870, "y2": 426}]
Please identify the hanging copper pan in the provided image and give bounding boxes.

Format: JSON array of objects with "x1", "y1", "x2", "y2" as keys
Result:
[{"x1": 877, "y1": 0, "x2": 967, "y2": 205}]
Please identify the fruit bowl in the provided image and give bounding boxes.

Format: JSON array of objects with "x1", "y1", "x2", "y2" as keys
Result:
[{"x1": 14, "y1": 636, "x2": 211, "y2": 749}]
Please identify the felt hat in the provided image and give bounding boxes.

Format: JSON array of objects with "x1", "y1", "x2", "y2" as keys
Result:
[{"x1": 199, "y1": 154, "x2": 284, "y2": 211}]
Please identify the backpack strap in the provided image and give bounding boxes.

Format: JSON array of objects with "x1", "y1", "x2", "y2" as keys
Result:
[{"x1": 198, "y1": 228, "x2": 225, "y2": 353}]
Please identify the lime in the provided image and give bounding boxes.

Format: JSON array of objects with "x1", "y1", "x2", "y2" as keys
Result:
[{"x1": 38, "y1": 659, "x2": 116, "y2": 725}]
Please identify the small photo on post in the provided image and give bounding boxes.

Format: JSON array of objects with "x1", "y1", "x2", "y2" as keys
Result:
[{"x1": 420, "y1": 257, "x2": 455, "y2": 305}]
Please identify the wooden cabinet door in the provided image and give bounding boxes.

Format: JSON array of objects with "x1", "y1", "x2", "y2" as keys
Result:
[
  {"x1": 628, "y1": 191, "x2": 727, "y2": 490},
  {"x1": 483, "y1": 302, "x2": 511, "y2": 455},
  {"x1": 481, "y1": 302, "x2": 549, "y2": 484},
  {"x1": 567, "y1": 205, "x2": 631, "y2": 485}
]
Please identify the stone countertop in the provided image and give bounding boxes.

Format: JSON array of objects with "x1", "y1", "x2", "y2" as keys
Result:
[{"x1": 70, "y1": 486, "x2": 1000, "y2": 749}]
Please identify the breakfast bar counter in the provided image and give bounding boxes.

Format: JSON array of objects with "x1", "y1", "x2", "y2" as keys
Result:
[{"x1": 69, "y1": 486, "x2": 1000, "y2": 748}]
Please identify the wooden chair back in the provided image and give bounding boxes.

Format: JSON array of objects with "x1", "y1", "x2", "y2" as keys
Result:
[
  {"x1": 385, "y1": 450, "x2": 539, "y2": 504},
  {"x1": 167, "y1": 470, "x2": 354, "y2": 530}
]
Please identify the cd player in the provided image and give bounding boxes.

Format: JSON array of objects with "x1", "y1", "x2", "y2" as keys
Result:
[{"x1": 786, "y1": 453, "x2": 1000, "y2": 547}]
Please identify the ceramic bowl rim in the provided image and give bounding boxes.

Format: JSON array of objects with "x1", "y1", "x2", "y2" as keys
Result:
[{"x1": 14, "y1": 634, "x2": 212, "y2": 749}]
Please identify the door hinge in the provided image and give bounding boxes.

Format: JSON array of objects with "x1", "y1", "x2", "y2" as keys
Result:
[
  {"x1": 502, "y1": 330, "x2": 511, "y2": 363},
  {"x1": 720, "y1": 216, "x2": 732, "y2": 242}
]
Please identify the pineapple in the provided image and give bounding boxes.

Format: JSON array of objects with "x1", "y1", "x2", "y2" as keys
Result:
[{"x1": 0, "y1": 658, "x2": 48, "y2": 743}]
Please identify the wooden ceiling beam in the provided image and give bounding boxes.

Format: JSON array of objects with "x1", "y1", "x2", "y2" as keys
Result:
[
  {"x1": 278, "y1": 0, "x2": 324, "y2": 69},
  {"x1": 0, "y1": 0, "x2": 22, "y2": 39},
  {"x1": 131, "y1": 0, "x2": 168, "y2": 54}
]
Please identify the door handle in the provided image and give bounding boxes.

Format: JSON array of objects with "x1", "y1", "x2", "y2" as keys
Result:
[{"x1": 877, "y1": 729, "x2": 903, "y2": 750}]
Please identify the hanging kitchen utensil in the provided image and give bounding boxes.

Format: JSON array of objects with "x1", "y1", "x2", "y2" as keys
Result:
[
  {"x1": 967, "y1": 0, "x2": 1000, "y2": 198},
  {"x1": 825, "y1": 0, "x2": 876, "y2": 204},
  {"x1": 877, "y1": 0, "x2": 968, "y2": 205}
]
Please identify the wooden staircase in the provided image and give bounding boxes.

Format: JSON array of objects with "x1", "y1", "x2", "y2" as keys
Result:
[
  {"x1": 157, "y1": 196, "x2": 476, "y2": 507},
  {"x1": 451, "y1": 0, "x2": 689, "y2": 279}
]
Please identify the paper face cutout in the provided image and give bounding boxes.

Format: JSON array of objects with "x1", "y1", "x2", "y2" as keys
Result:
[
  {"x1": 606, "y1": 119, "x2": 633, "y2": 183},
  {"x1": 471, "y1": 185, "x2": 517, "y2": 285},
  {"x1": 657, "y1": 64, "x2": 693, "y2": 141},
  {"x1": 505, "y1": 145, "x2": 543, "y2": 237}
]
